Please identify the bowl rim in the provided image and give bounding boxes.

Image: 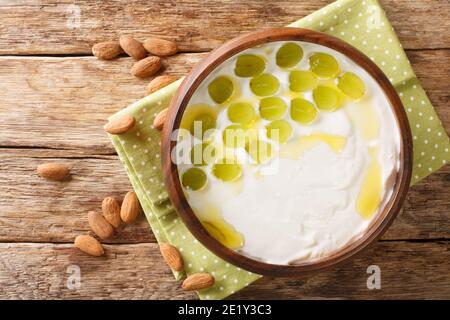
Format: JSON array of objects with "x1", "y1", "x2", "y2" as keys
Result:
[{"x1": 161, "y1": 27, "x2": 413, "y2": 276}]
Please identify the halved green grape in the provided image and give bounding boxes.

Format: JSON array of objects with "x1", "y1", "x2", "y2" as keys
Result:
[
  {"x1": 227, "y1": 101, "x2": 257, "y2": 125},
  {"x1": 181, "y1": 167, "x2": 207, "y2": 191},
  {"x1": 309, "y1": 52, "x2": 340, "y2": 78},
  {"x1": 250, "y1": 74, "x2": 280, "y2": 96},
  {"x1": 208, "y1": 76, "x2": 234, "y2": 104},
  {"x1": 276, "y1": 43, "x2": 303, "y2": 68},
  {"x1": 181, "y1": 104, "x2": 217, "y2": 139},
  {"x1": 190, "y1": 143, "x2": 216, "y2": 166},
  {"x1": 337, "y1": 72, "x2": 366, "y2": 99},
  {"x1": 245, "y1": 139, "x2": 273, "y2": 164},
  {"x1": 313, "y1": 85, "x2": 343, "y2": 111},
  {"x1": 212, "y1": 159, "x2": 242, "y2": 182},
  {"x1": 289, "y1": 70, "x2": 318, "y2": 92},
  {"x1": 266, "y1": 120, "x2": 292, "y2": 144},
  {"x1": 234, "y1": 54, "x2": 265, "y2": 77},
  {"x1": 290, "y1": 98, "x2": 318, "y2": 124},
  {"x1": 222, "y1": 124, "x2": 247, "y2": 148},
  {"x1": 259, "y1": 97, "x2": 287, "y2": 120}
]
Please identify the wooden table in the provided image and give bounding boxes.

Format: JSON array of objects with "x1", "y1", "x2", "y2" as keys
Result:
[{"x1": 0, "y1": 0, "x2": 449, "y2": 300}]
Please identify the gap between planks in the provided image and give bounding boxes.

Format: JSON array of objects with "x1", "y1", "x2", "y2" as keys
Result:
[{"x1": 0, "y1": 238, "x2": 448, "y2": 245}]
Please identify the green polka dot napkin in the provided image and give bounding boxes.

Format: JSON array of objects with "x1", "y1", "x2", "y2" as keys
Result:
[{"x1": 108, "y1": 0, "x2": 450, "y2": 300}]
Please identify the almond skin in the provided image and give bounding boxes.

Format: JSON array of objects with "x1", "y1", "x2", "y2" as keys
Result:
[
  {"x1": 119, "y1": 35, "x2": 147, "y2": 60},
  {"x1": 37, "y1": 163, "x2": 70, "y2": 181},
  {"x1": 160, "y1": 243, "x2": 184, "y2": 272},
  {"x1": 146, "y1": 75, "x2": 178, "y2": 95},
  {"x1": 104, "y1": 115, "x2": 135, "y2": 134},
  {"x1": 92, "y1": 41, "x2": 123, "y2": 60},
  {"x1": 88, "y1": 211, "x2": 114, "y2": 239},
  {"x1": 120, "y1": 191, "x2": 140, "y2": 224},
  {"x1": 131, "y1": 56, "x2": 161, "y2": 78},
  {"x1": 143, "y1": 37, "x2": 178, "y2": 56},
  {"x1": 153, "y1": 108, "x2": 168, "y2": 130},
  {"x1": 101, "y1": 197, "x2": 121, "y2": 228},
  {"x1": 74, "y1": 235, "x2": 104, "y2": 257},
  {"x1": 182, "y1": 273, "x2": 215, "y2": 291}
]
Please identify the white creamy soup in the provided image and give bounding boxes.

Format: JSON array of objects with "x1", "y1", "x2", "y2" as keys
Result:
[{"x1": 175, "y1": 41, "x2": 400, "y2": 265}]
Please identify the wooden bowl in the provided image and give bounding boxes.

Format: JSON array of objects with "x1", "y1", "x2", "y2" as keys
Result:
[{"x1": 161, "y1": 28, "x2": 413, "y2": 276}]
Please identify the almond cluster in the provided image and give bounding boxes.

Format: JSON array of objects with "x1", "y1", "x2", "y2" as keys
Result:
[
  {"x1": 92, "y1": 35, "x2": 177, "y2": 78},
  {"x1": 37, "y1": 163, "x2": 215, "y2": 291},
  {"x1": 74, "y1": 191, "x2": 141, "y2": 257},
  {"x1": 95, "y1": 36, "x2": 178, "y2": 135}
]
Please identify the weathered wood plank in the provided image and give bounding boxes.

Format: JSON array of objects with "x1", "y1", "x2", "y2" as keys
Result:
[
  {"x1": 0, "y1": 50, "x2": 448, "y2": 152},
  {"x1": 0, "y1": 242, "x2": 195, "y2": 300},
  {"x1": 0, "y1": 149, "x2": 154, "y2": 244},
  {"x1": 0, "y1": 149, "x2": 449, "y2": 243},
  {"x1": 0, "y1": 241, "x2": 448, "y2": 299},
  {"x1": 0, "y1": 0, "x2": 448, "y2": 55},
  {"x1": 0, "y1": 53, "x2": 204, "y2": 154}
]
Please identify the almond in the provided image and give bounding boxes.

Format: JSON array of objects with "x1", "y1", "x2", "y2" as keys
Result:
[
  {"x1": 101, "y1": 197, "x2": 121, "y2": 228},
  {"x1": 160, "y1": 243, "x2": 184, "y2": 272},
  {"x1": 104, "y1": 115, "x2": 135, "y2": 134},
  {"x1": 88, "y1": 211, "x2": 114, "y2": 239},
  {"x1": 92, "y1": 41, "x2": 123, "y2": 60},
  {"x1": 74, "y1": 235, "x2": 104, "y2": 257},
  {"x1": 120, "y1": 191, "x2": 141, "y2": 224},
  {"x1": 146, "y1": 75, "x2": 178, "y2": 95},
  {"x1": 37, "y1": 163, "x2": 70, "y2": 181},
  {"x1": 119, "y1": 35, "x2": 147, "y2": 60},
  {"x1": 182, "y1": 273, "x2": 215, "y2": 291},
  {"x1": 131, "y1": 56, "x2": 161, "y2": 78},
  {"x1": 153, "y1": 108, "x2": 168, "y2": 130},
  {"x1": 143, "y1": 37, "x2": 178, "y2": 56}
]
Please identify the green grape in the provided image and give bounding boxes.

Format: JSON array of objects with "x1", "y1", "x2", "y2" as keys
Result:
[
  {"x1": 212, "y1": 159, "x2": 242, "y2": 182},
  {"x1": 290, "y1": 98, "x2": 318, "y2": 124},
  {"x1": 181, "y1": 104, "x2": 217, "y2": 139},
  {"x1": 234, "y1": 54, "x2": 265, "y2": 77},
  {"x1": 250, "y1": 74, "x2": 280, "y2": 96},
  {"x1": 245, "y1": 139, "x2": 273, "y2": 164},
  {"x1": 222, "y1": 125, "x2": 247, "y2": 148},
  {"x1": 181, "y1": 167, "x2": 207, "y2": 191},
  {"x1": 309, "y1": 52, "x2": 340, "y2": 78},
  {"x1": 190, "y1": 143, "x2": 216, "y2": 166},
  {"x1": 289, "y1": 70, "x2": 318, "y2": 92},
  {"x1": 208, "y1": 76, "x2": 234, "y2": 104},
  {"x1": 266, "y1": 120, "x2": 292, "y2": 144},
  {"x1": 259, "y1": 97, "x2": 287, "y2": 120},
  {"x1": 227, "y1": 101, "x2": 257, "y2": 125},
  {"x1": 276, "y1": 43, "x2": 303, "y2": 68},
  {"x1": 337, "y1": 72, "x2": 366, "y2": 99},
  {"x1": 313, "y1": 85, "x2": 343, "y2": 111},
  {"x1": 190, "y1": 113, "x2": 216, "y2": 138}
]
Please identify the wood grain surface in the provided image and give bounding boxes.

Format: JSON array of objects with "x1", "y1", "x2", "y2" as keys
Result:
[
  {"x1": 0, "y1": 241, "x2": 448, "y2": 299},
  {"x1": 0, "y1": 0, "x2": 448, "y2": 54},
  {"x1": 0, "y1": 0, "x2": 449, "y2": 299}
]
